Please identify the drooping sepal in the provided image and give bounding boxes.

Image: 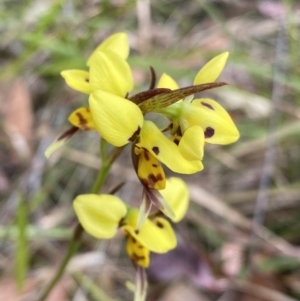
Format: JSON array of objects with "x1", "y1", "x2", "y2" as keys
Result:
[
  {"x1": 146, "y1": 189, "x2": 176, "y2": 221},
  {"x1": 89, "y1": 91, "x2": 144, "y2": 147},
  {"x1": 134, "y1": 266, "x2": 148, "y2": 301},
  {"x1": 136, "y1": 190, "x2": 152, "y2": 229},
  {"x1": 44, "y1": 126, "x2": 79, "y2": 158}
]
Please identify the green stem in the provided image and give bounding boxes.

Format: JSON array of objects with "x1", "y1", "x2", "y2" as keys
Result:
[
  {"x1": 37, "y1": 223, "x2": 82, "y2": 301},
  {"x1": 38, "y1": 145, "x2": 124, "y2": 301}
]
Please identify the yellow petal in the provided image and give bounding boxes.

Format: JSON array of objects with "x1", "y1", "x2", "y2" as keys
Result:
[
  {"x1": 45, "y1": 127, "x2": 78, "y2": 158},
  {"x1": 137, "y1": 149, "x2": 166, "y2": 190},
  {"x1": 89, "y1": 50, "x2": 133, "y2": 97},
  {"x1": 89, "y1": 90, "x2": 144, "y2": 147},
  {"x1": 122, "y1": 209, "x2": 176, "y2": 253},
  {"x1": 136, "y1": 121, "x2": 203, "y2": 174},
  {"x1": 87, "y1": 32, "x2": 129, "y2": 66},
  {"x1": 190, "y1": 98, "x2": 240, "y2": 144},
  {"x1": 178, "y1": 126, "x2": 205, "y2": 161},
  {"x1": 73, "y1": 194, "x2": 127, "y2": 239},
  {"x1": 159, "y1": 177, "x2": 189, "y2": 223},
  {"x1": 157, "y1": 73, "x2": 179, "y2": 90},
  {"x1": 125, "y1": 235, "x2": 150, "y2": 268},
  {"x1": 193, "y1": 52, "x2": 229, "y2": 85},
  {"x1": 60, "y1": 70, "x2": 93, "y2": 94},
  {"x1": 68, "y1": 107, "x2": 96, "y2": 130}
]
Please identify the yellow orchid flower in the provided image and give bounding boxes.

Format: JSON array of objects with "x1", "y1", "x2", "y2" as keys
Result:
[
  {"x1": 46, "y1": 41, "x2": 133, "y2": 158},
  {"x1": 73, "y1": 194, "x2": 176, "y2": 268},
  {"x1": 156, "y1": 52, "x2": 239, "y2": 161},
  {"x1": 61, "y1": 32, "x2": 130, "y2": 95},
  {"x1": 89, "y1": 90, "x2": 203, "y2": 173}
]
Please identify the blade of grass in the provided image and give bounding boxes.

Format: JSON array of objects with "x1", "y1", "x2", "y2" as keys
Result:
[{"x1": 15, "y1": 196, "x2": 29, "y2": 291}]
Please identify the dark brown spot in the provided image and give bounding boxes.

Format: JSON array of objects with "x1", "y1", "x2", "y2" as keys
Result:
[
  {"x1": 204, "y1": 127, "x2": 215, "y2": 138},
  {"x1": 152, "y1": 146, "x2": 159, "y2": 155},
  {"x1": 173, "y1": 138, "x2": 180, "y2": 145},
  {"x1": 143, "y1": 151, "x2": 150, "y2": 161},
  {"x1": 138, "y1": 245, "x2": 144, "y2": 249},
  {"x1": 148, "y1": 173, "x2": 163, "y2": 187},
  {"x1": 141, "y1": 172, "x2": 164, "y2": 188},
  {"x1": 156, "y1": 221, "x2": 164, "y2": 228},
  {"x1": 135, "y1": 229, "x2": 139, "y2": 235},
  {"x1": 201, "y1": 101, "x2": 214, "y2": 110},
  {"x1": 118, "y1": 218, "x2": 125, "y2": 227},
  {"x1": 129, "y1": 126, "x2": 141, "y2": 142},
  {"x1": 131, "y1": 237, "x2": 136, "y2": 243},
  {"x1": 131, "y1": 252, "x2": 145, "y2": 263},
  {"x1": 152, "y1": 164, "x2": 158, "y2": 168},
  {"x1": 170, "y1": 123, "x2": 173, "y2": 129},
  {"x1": 76, "y1": 112, "x2": 87, "y2": 128}
]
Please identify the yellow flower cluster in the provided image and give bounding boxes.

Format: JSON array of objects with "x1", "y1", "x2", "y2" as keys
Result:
[
  {"x1": 74, "y1": 177, "x2": 188, "y2": 268},
  {"x1": 45, "y1": 32, "x2": 239, "y2": 269}
]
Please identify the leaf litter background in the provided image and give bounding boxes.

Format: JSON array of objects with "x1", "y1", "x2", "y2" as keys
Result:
[{"x1": 1, "y1": 0, "x2": 300, "y2": 300}]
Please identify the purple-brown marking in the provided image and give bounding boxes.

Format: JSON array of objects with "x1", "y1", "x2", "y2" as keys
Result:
[
  {"x1": 76, "y1": 112, "x2": 88, "y2": 129},
  {"x1": 173, "y1": 138, "x2": 180, "y2": 145},
  {"x1": 204, "y1": 127, "x2": 215, "y2": 138},
  {"x1": 152, "y1": 146, "x2": 159, "y2": 155},
  {"x1": 143, "y1": 150, "x2": 150, "y2": 161},
  {"x1": 201, "y1": 101, "x2": 214, "y2": 110},
  {"x1": 156, "y1": 221, "x2": 164, "y2": 228},
  {"x1": 131, "y1": 253, "x2": 146, "y2": 263},
  {"x1": 141, "y1": 172, "x2": 164, "y2": 188},
  {"x1": 129, "y1": 126, "x2": 141, "y2": 142}
]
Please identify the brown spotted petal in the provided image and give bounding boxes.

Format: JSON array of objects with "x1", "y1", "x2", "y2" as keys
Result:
[
  {"x1": 189, "y1": 98, "x2": 240, "y2": 145},
  {"x1": 122, "y1": 209, "x2": 176, "y2": 254},
  {"x1": 68, "y1": 107, "x2": 96, "y2": 130},
  {"x1": 136, "y1": 121, "x2": 203, "y2": 174},
  {"x1": 126, "y1": 235, "x2": 150, "y2": 268},
  {"x1": 135, "y1": 148, "x2": 166, "y2": 190}
]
